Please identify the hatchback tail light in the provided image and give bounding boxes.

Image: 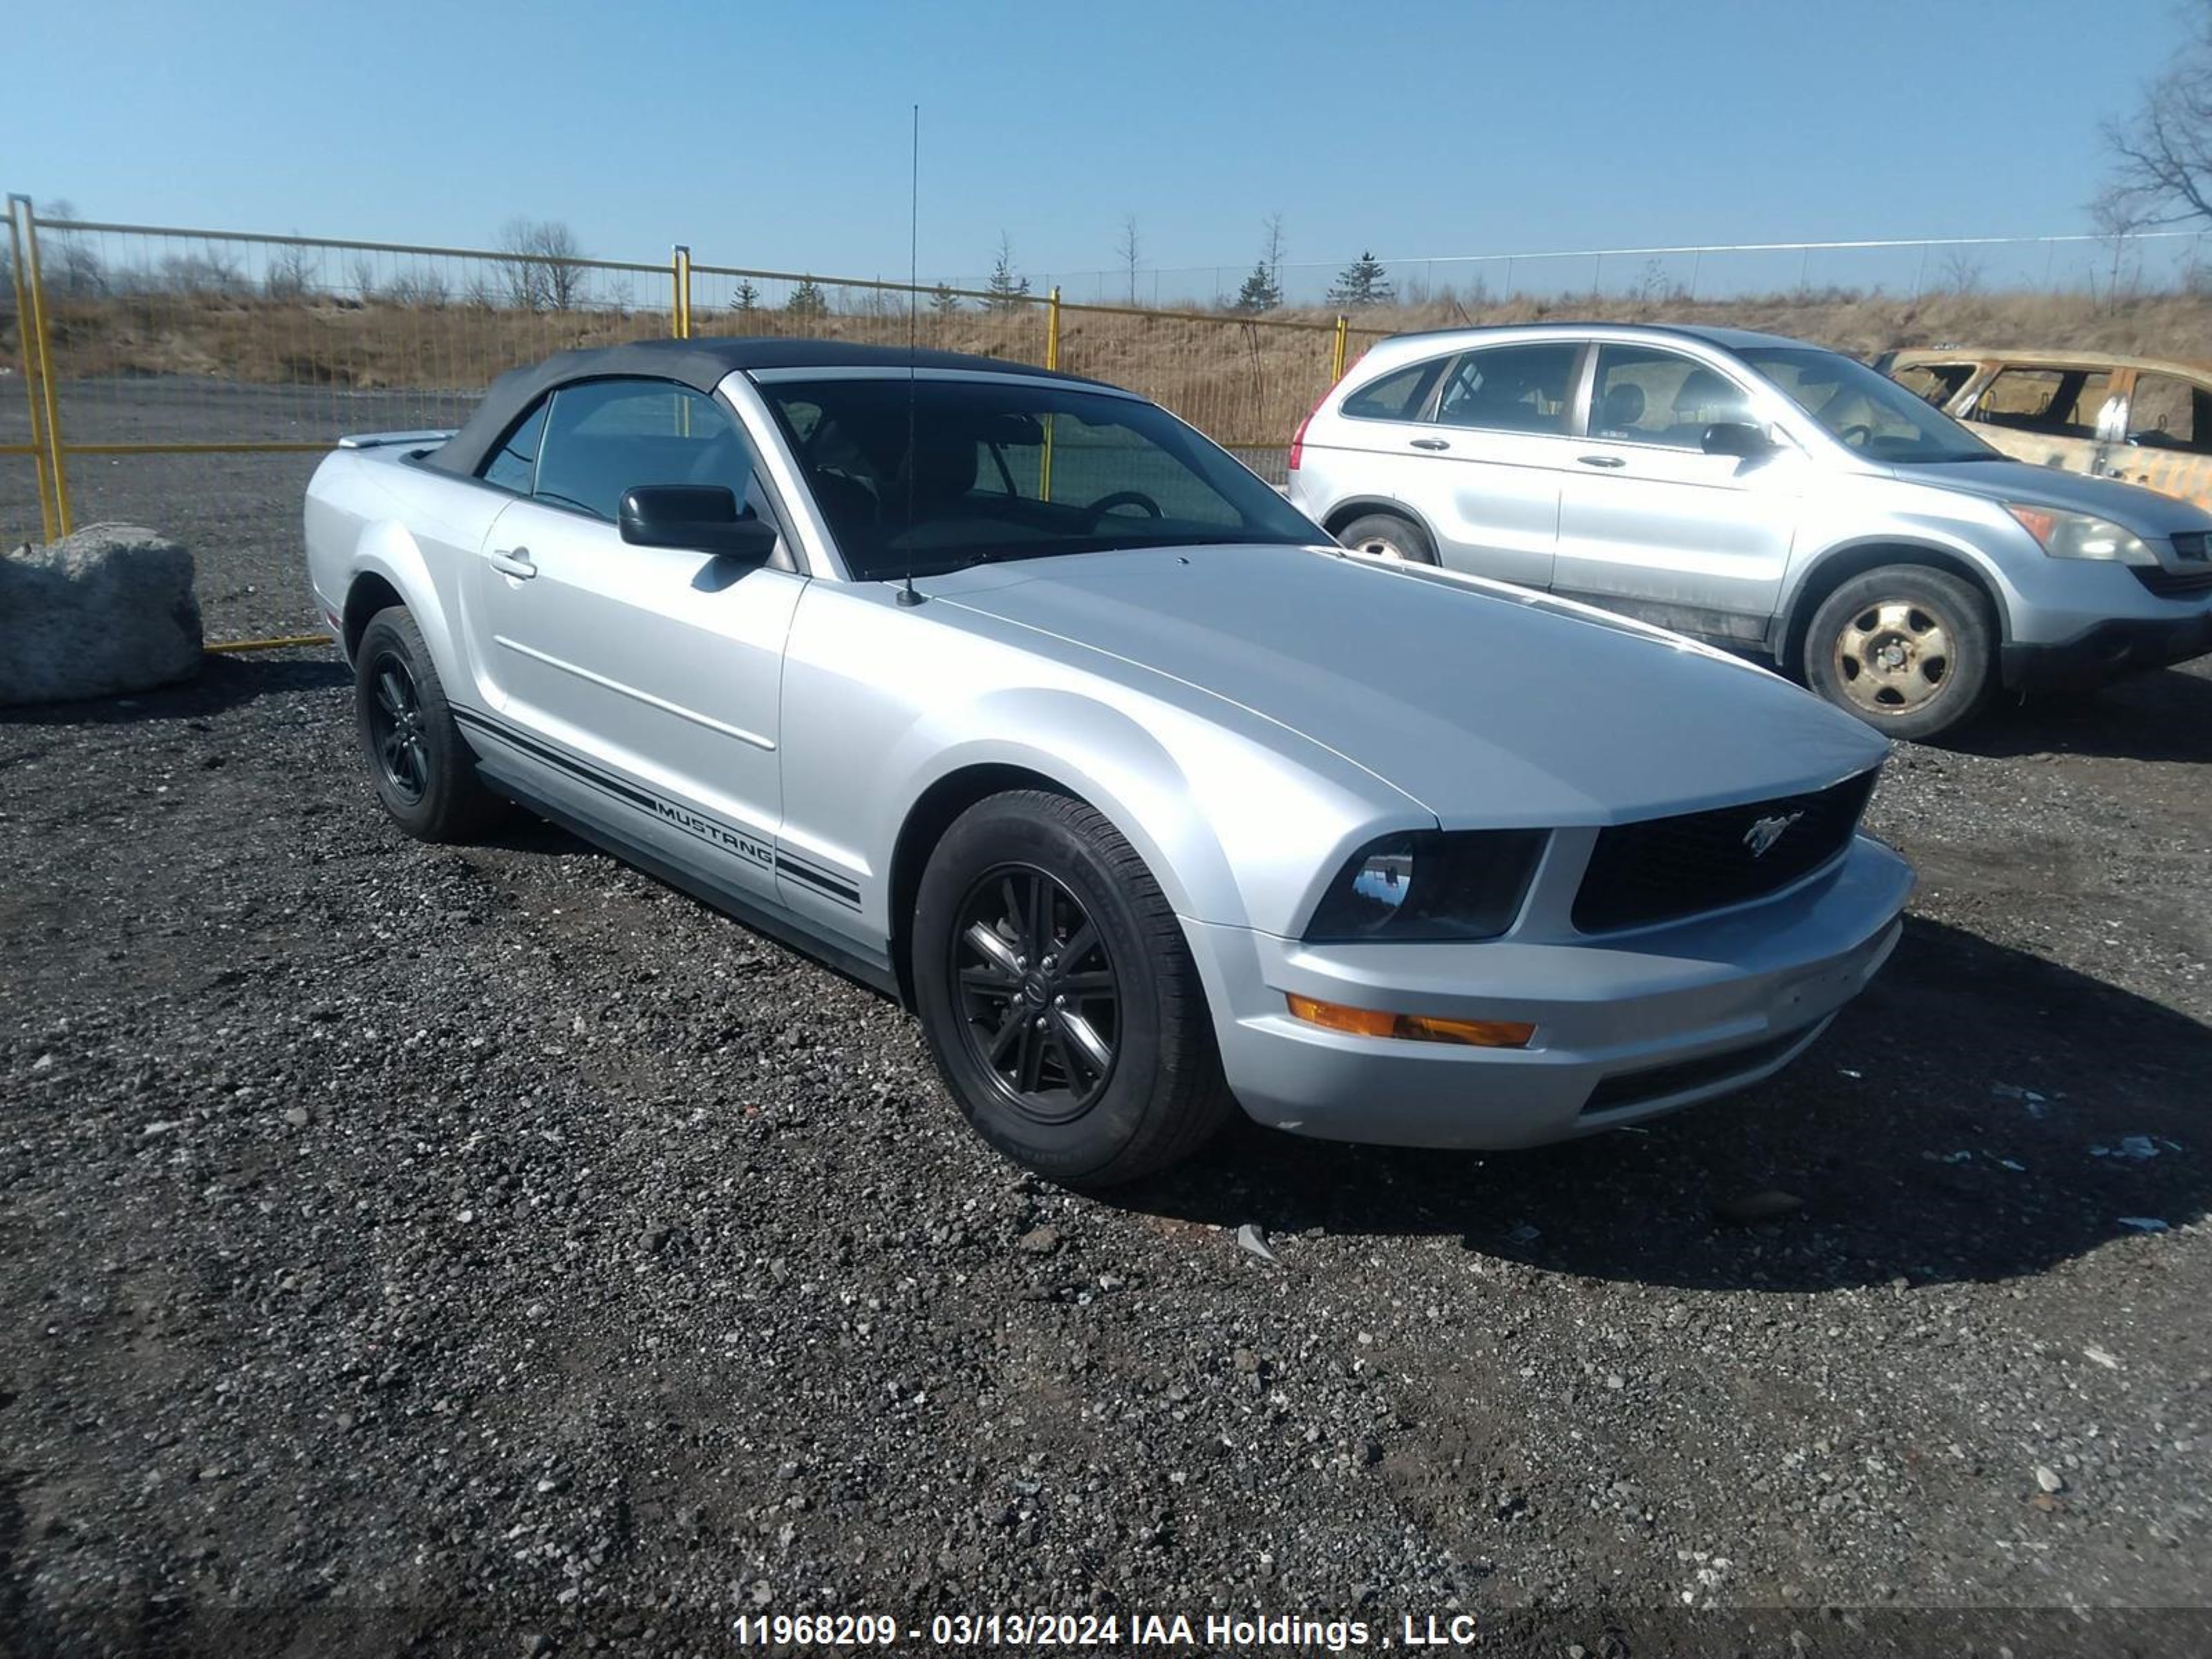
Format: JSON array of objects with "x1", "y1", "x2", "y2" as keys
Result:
[{"x1": 1287, "y1": 395, "x2": 1325, "y2": 471}]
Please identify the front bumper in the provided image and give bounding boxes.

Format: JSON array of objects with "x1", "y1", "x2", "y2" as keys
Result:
[
  {"x1": 1188, "y1": 834, "x2": 1913, "y2": 1150},
  {"x1": 2001, "y1": 608, "x2": 2212, "y2": 692}
]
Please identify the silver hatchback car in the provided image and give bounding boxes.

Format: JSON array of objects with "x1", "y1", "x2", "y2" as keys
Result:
[{"x1": 1287, "y1": 324, "x2": 2212, "y2": 738}]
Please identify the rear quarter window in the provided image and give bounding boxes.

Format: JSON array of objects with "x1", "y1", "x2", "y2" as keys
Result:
[
  {"x1": 1341, "y1": 359, "x2": 1445, "y2": 422},
  {"x1": 479, "y1": 400, "x2": 549, "y2": 494}
]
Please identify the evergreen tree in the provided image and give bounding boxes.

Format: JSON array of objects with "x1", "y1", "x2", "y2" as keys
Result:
[
  {"x1": 731, "y1": 278, "x2": 762, "y2": 316},
  {"x1": 1232, "y1": 260, "x2": 1282, "y2": 314},
  {"x1": 786, "y1": 275, "x2": 829, "y2": 319},
  {"x1": 929, "y1": 281, "x2": 962, "y2": 315},
  {"x1": 1327, "y1": 251, "x2": 1394, "y2": 309},
  {"x1": 984, "y1": 234, "x2": 1031, "y2": 312}
]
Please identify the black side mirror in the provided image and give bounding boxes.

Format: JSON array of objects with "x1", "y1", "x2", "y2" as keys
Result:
[
  {"x1": 1702, "y1": 422, "x2": 1776, "y2": 459},
  {"x1": 618, "y1": 485, "x2": 778, "y2": 562}
]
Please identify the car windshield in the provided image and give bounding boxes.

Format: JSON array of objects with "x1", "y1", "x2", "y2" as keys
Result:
[
  {"x1": 1736, "y1": 346, "x2": 1999, "y2": 465},
  {"x1": 760, "y1": 376, "x2": 1322, "y2": 579}
]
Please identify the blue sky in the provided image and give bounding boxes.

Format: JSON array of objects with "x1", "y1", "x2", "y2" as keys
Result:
[{"x1": 10, "y1": 0, "x2": 2186, "y2": 290}]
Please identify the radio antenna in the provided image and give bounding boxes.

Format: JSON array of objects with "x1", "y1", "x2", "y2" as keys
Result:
[{"x1": 896, "y1": 102, "x2": 924, "y2": 607}]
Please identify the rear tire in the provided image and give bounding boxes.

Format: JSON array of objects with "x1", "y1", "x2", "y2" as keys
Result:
[
  {"x1": 911, "y1": 790, "x2": 1237, "y2": 1187},
  {"x1": 1336, "y1": 511, "x2": 1436, "y2": 565},
  {"x1": 1803, "y1": 565, "x2": 1996, "y2": 742},
  {"x1": 353, "y1": 606, "x2": 508, "y2": 842}
]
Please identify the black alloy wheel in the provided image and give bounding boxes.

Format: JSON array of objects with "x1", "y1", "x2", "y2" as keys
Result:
[
  {"x1": 366, "y1": 650, "x2": 430, "y2": 803},
  {"x1": 950, "y1": 864, "x2": 1121, "y2": 1123}
]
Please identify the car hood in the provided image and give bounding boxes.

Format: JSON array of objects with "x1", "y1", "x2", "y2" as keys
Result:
[
  {"x1": 929, "y1": 545, "x2": 1886, "y2": 828},
  {"x1": 1898, "y1": 458, "x2": 2212, "y2": 534}
]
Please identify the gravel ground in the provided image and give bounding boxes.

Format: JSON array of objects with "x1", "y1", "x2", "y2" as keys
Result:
[
  {"x1": 3, "y1": 386, "x2": 2211, "y2": 1653},
  {"x1": 3, "y1": 644, "x2": 2209, "y2": 1657}
]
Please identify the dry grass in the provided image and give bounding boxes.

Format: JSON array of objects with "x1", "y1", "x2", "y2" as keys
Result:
[{"x1": 9, "y1": 285, "x2": 2212, "y2": 451}]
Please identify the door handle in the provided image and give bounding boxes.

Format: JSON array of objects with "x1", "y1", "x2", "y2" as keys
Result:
[
  {"x1": 1576, "y1": 455, "x2": 1627, "y2": 469},
  {"x1": 1409, "y1": 438, "x2": 1450, "y2": 451},
  {"x1": 487, "y1": 546, "x2": 537, "y2": 579}
]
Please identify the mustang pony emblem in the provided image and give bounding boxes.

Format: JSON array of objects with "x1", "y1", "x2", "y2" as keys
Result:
[{"x1": 1743, "y1": 811, "x2": 1806, "y2": 859}]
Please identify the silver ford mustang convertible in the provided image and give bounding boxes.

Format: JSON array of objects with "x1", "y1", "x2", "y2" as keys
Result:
[{"x1": 304, "y1": 339, "x2": 1912, "y2": 1185}]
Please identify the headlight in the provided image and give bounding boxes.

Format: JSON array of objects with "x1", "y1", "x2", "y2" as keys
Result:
[
  {"x1": 1305, "y1": 829, "x2": 1546, "y2": 942},
  {"x1": 2005, "y1": 503, "x2": 2159, "y2": 566}
]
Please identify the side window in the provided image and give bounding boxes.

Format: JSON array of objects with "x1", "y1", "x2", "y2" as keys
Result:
[
  {"x1": 533, "y1": 377, "x2": 760, "y2": 523},
  {"x1": 1973, "y1": 367, "x2": 2116, "y2": 440},
  {"x1": 1890, "y1": 362, "x2": 1974, "y2": 409},
  {"x1": 2127, "y1": 373, "x2": 2212, "y2": 454},
  {"x1": 1588, "y1": 346, "x2": 1754, "y2": 449},
  {"x1": 479, "y1": 399, "x2": 549, "y2": 494},
  {"x1": 1341, "y1": 359, "x2": 1446, "y2": 422},
  {"x1": 1434, "y1": 343, "x2": 1580, "y2": 435}
]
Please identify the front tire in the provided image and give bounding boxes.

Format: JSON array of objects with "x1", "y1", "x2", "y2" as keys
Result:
[
  {"x1": 911, "y1": 791, "x2": 1236, "y2": 1186},
  {"x1": 1336, "y1": 511, "x2": 1437, "y2": 565},
  {"x1": 353, "y1": 606, "x2": 507, "y2": 841},
  {"x1": 1803, "y1": 565, "x2": 1996, "y2": 741}
]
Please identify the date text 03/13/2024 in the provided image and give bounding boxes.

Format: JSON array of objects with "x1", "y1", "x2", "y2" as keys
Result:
[{"x1": 727, "y1": 1611, "x2": 1486, "y2": 1649}]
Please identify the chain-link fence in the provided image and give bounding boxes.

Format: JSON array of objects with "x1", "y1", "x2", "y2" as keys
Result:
[
  {"x1": 2, "y1": 207, "x2": 1376, "y2": 637},
  {"x1": 1027, "y1": 230, "x2": 2212, "y2": 311},
  {"x1": 15, "y1": 202, "x2": 2198, "y2": 641}
]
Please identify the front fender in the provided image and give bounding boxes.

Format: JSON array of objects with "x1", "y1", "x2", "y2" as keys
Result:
[
  {"x1": 777, "y1": 583, "x2": 1432, "y2": 946},
  {"x1": 1782, "y1": 527, "x2": 2018, "y2": 645},
  {"x1": 888, "y1": 690, "x2": 1243, "y2": 927}
]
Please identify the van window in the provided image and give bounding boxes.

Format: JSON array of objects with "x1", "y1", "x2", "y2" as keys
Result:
[
  {"x1": 1973, "y1": 368, "x2": 2117, "y2": 442},
  {"x1": 2127, "y1": 372, "x2": 2212, "y2": 454},
  {"x1": 1890, "y1": 362, "x2": 1975, "y2": 409}
]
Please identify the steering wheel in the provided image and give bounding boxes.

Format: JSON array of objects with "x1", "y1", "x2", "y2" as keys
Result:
[
  {"x1": 1083, "y1": 490, "x2": 1163, "y2": 527},
  {"x1": 1837, "y1": 423, "x2": 1875, "y2": 449}
]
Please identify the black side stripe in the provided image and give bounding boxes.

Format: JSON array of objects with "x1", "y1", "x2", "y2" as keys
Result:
[
  {"x1": 776, "y1": 856, "x2": 861, "y2": 905},
  {"x1": 453, "y1": 706, "x2": 654, "y2": 811},
  {"x1": 455, "y1": 704, "x2": 861, "y2": 908}
]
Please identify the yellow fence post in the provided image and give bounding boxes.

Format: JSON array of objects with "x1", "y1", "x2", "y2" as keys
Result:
[
  {"x1": 13, "y1": 198, "x2": 72, "y2": 536},
  {"x1": 1330, "y1": 313, "x2": 1350, "y2": 383},
  {"x1": 1040, "y1": 287, "x2": 1061, "y2": 502},
  {"x1": 6, "y1": 198, "x2": 57, "y2": 542},
  {"x1": 671, "y1": 245, "x2": 693, "y2": 339}
]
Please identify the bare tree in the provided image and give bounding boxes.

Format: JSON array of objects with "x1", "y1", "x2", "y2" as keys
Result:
[
  {"x1": 1117, "y1": 214, "x2": 1141, "y2": 304},
  {"x1": 386, "y1": 265, "x2": 451, "y2": 308},
  {"x1": 498, "y1": 218, "x2": 590, "y2": 312},
  {"x1": 2091, "y1": 191, "x2": 2153, "y2": 303},
  {"x1": 1938, "y1": 247, "x2": 1984, "y2": 296},
  {"x1": 265, "y1": 241, "x2": 316, "y2": 301},
  {"x1": 39, "y1": 199, "x2": 105, "y2": 297},
  {"x1": 2101, "y1": 4, "x2": 2212, "y2": 226},
  {"x1": 348, "y1": 256, "x2": 379, "y2": 302}
]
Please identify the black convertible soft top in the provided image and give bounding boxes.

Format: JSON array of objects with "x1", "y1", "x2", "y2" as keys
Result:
[{"x1": 423, "y1": 337, "x2": 1102, "y2": 478}]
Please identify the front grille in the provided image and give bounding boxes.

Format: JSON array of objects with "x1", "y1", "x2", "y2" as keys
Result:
[
  {"x1": 1580, "y1": 1024, "x2": 1817, "y2": 1116},
  {"x1": 2134, "y1": 562, "x2": 2212, "y2": 597},
  {"x1": 2170, "y1": 530, "x2": 2209, "y2": 561},
  {"x1": 1572, "y1": 769, "x2": 1877, "y2": 934}
]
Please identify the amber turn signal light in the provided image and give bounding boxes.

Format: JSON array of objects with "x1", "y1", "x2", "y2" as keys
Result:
[{"x1": 1286, "y1": 993, "x2": 1535, "y2": 1049}]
